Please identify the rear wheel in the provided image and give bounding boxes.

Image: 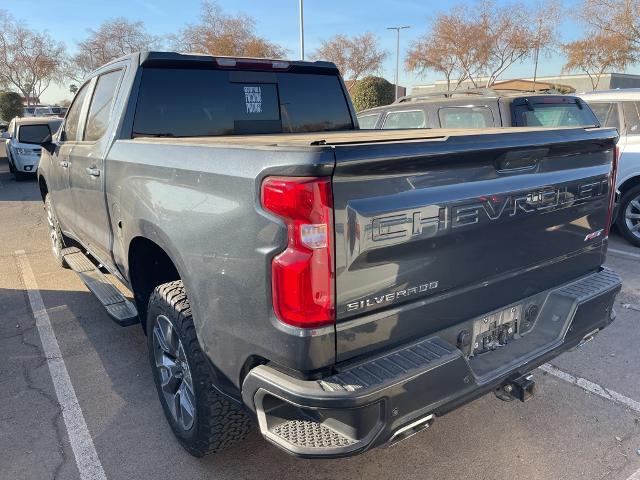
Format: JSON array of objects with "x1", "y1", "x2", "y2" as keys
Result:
[
  {"x1": 616, "y1": 184, "x2": 640, "y2": 247},
  {"x1": 44, "y1": 194, "x2": 69, "y2": 268},
  {"x1": 147, "y1": 280, "x2": 251, "y2": 456}
]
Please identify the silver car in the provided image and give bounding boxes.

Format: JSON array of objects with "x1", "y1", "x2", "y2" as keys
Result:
[{"x1": 3, "y1": 117, "x2": 62, "y2": 179}]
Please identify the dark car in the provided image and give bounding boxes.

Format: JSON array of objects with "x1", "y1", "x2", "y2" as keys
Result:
[{"x1": 357, "y1": 89, "x2": 600, "y2": 130}]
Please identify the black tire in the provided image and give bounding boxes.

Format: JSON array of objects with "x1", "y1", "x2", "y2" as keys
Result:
[
  {"x1": 8, "y1": 158, "x2": 15, "y2": 174},
  {"x1": 146, "y1": 280, "x2": 251, "y2": 457},
  {"x1": 616, "y1": 184, "x2": 640, "y2": 247},
  {"x1": 44, "y1": 194, "x2": 69, "y2": 268}
]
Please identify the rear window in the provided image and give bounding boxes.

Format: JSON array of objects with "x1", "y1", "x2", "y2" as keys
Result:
[
  {"x1": 357, "y1": 113, "x2": 381, "y2": 129},
  {"x1": 438, "y1": 106, "x2": 495, "y2": 128},
  {"x1": 512, "y1": 99, "x2": 598, "y2": 127},
  {"x1": 132, "y1": 68, "x2": 353, "y2": 137},
  {"x1": 382, "y1": 110, "x2": 426, "y2": 129},
  {"x1": 18, "y1": 122, "x2": 60, "y2": 144}
]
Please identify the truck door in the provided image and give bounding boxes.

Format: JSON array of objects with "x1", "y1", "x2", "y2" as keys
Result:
[
  {"x1": 68, "y1": 68, "x2": 125, "y2": 265},
  {"x1": 49, "y1": 82, "x2": 92, "y2": 233}
]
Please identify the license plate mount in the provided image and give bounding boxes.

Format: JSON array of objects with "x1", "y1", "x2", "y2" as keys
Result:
[{"x1": 471, "y1": 304, "x2": 522, "y2": 356}]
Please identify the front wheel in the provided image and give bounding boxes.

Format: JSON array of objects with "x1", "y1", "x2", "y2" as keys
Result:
[
  {"x1": 146, "y1": 280, "x2": 251, "y2": 456},
  {"x1": 616, "y1": 184, "x2": 640, "y2": 247}
]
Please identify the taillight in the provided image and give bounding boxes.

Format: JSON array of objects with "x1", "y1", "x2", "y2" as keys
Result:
[
  {"x1": 605, "y1": 145, "x2": 619, "y2": 237},
  {"x1": 261, "y1": 177, "x2": 335, "y2": 328}
]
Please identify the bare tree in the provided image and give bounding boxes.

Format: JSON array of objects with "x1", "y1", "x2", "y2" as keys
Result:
[
  {"x1": 406, "y1": 1, "x2": 559, "y2": 90},
  {"x1": 581, "y1": 0, "x2": 640, "y2": 48},
  {"x1": 312, "y1": 33, "x2": 387, "y2": 90},
  {"x1": 68, "y1": 18, "x2": 160, "y2": 81},
  {"x1": 172, "y1": 1, "x2": 286, "y2": 58},
  {"x1": 479, "y1": 1, "x2": 558, "y2": 87},
  {"x1": 563, "y1": 33, "x2": 635, "y2": 89},
  {"x1": 0, "y1": 10, "x2": 66, "y2": 106}
]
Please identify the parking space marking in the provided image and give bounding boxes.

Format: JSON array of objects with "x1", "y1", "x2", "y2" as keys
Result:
[
  {"x1": 539, "y1": 363, "x2": 640, "y2": 414},
  {"x1": 626, "y1": 469, "x2": 640, "y2": 480},
  {"x1": 608, "y1": 248, "x2": 640, "y2": 260},
  {"x1": 15, "y1": 250, "x2": 107, "y2": 480}
]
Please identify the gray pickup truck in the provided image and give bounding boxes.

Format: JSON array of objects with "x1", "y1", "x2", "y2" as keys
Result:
[{"x1": 37, "y1": 51, "x2": 621, "y2": 459}]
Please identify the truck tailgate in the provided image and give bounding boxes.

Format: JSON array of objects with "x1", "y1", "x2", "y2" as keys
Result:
[{"x1": 332, "y1": 128, "x2": 617, "y2": 361}]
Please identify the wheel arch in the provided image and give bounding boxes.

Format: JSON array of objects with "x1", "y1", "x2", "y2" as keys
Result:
[
  {"x1": 127, "y1": 236, "x2": 182, "y2": 331},
  {"x1": 38, "y1": 174, "x2": 48, "y2": 202},
  {"x1": 619, "y1": 175, "x2": 640, "y2": 196}
]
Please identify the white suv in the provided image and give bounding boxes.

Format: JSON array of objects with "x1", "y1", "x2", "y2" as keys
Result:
[
  {"x1": 2, "y1": 117, "x2": 62, "y2": 180},
  {"x1": 580, "y1": 89, "x2": 640, "y2": 246}
]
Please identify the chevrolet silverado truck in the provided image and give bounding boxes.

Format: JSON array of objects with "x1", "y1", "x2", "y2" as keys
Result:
[{"x1": 37, "y1": 51, "x2": 621, "y2": 459}]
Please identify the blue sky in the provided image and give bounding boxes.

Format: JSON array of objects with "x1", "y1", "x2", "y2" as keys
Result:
[{"x1": 4, "y1": 0, "x2": 608, "y2": 103}]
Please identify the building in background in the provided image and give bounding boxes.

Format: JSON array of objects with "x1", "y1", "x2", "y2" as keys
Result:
[{"x1": 412, "y1": 73, "x2": 640, "y2": 96}]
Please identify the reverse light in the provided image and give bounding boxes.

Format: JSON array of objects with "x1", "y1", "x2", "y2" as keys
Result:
[
  {"x1": 605, "y1": 145, "x2": 619, "y2": 237},
  {"x1": 261, "y1": 176, "x2": 335, "y2": 328}
]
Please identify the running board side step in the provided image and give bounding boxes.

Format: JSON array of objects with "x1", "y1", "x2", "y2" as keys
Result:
[{"x1": 62, "y1": 247, "x2": 139, "y2": 326}]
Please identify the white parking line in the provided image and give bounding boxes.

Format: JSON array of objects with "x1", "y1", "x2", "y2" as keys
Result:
[
  {"x1": 608, "y1": 247, "x2": 640, "y2": 260},
  {"x1": 539, "y1": 363, "x2": 640, "y2": 414},
  {"x1": 15, "y1": 250, "x2": 107, "y2": 480},
  {"x1": 626, "y1": 469, "x2": 640, "y2": 480}
]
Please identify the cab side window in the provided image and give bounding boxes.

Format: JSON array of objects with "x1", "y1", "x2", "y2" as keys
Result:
[
  {"x1": 382, "y1": 110, "x2": 426, "y2": 129},
  {"x1": 64, "y1": 83, "x2": 90, "y2": 141},
  {"x1": 84, "y1": 70, "x2": 123, "y2": 142}
]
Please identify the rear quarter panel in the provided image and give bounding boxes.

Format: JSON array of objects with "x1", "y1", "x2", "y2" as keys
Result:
[{"x1": 105, "y1": 140, "x2": 337, "y2": 387}]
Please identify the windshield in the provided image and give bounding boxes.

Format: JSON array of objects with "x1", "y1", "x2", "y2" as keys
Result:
[{"x1": 132, "y1": 67, "x2": 354, "y2": 137}]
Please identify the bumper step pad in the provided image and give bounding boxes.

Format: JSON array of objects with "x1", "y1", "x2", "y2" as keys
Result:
[{"x1": 62, "y1": 247, "x2": 139, "y2": 326}]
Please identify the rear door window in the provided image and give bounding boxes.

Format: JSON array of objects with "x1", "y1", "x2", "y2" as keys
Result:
[
  {"x1": 382, "y1": 110, "x2": 426, "y2": 129},
  {"x1": 132, "y1": 68, "x2": 353, "y2": 137},
  {"x1": 357, "y1": 113, "x2": 381, "y2": 129},
  {"x1": 84, "y1": 70, "x2": 123, "y2": 141},
  {"x1": 438, "y1": 106, "x2": 495, "y2": 128},
  {"x1": 588, "y1": 102, "x2": 621, "y2": 130}
]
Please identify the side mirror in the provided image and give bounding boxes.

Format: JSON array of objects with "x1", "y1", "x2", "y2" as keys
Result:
[
  {"x1": 40, "y1": 133, "x2": 56, "y2": 154},
  {"x1": 0, "y1": 131, "x2": 9, "y2": 140}
]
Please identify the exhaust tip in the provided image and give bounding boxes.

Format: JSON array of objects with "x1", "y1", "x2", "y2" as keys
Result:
[{"x1": 387, "y1": 414, "x2": 435, "y2": 447}]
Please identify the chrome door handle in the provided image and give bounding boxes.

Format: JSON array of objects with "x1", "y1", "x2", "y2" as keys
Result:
[
  {"x1": 59, "y1": 160, "x2": 68, "y2": 168},
  {"x1": 86, "y1": 167, "x2": 101, "y2": 177}
]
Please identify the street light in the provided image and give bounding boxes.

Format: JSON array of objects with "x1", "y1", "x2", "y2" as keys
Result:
[
  {"x1": 299, "y1": 0, "x2": 305, "y2": 60},
  {"x1": 387, "y1": 25, "x2": 410, "y2": 101}
]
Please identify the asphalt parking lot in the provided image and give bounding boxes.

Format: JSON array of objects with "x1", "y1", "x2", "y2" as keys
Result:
[{"x1": 1, "y1": 155, "x2": 639, "y2": 480}]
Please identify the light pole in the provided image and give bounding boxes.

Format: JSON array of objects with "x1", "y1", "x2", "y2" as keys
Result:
[
  {"x1": 387, "y1": 26, "x2": 410, "y2": 101},
  {"x1": 299, "y1": 0, "x2": 305, "y2": 60}
]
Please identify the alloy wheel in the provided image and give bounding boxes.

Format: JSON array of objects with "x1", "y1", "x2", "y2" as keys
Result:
[
  {"x1": 624, "y1": 195, "x2": 640, "y2": 240},
  {"x1": 152, "y1": 315, "x2": 196, "y2": 431}
]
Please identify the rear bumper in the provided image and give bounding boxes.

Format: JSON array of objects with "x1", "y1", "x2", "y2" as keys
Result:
[{"x1": 242, "y1": 268, "x2": 621, "y2": 458}]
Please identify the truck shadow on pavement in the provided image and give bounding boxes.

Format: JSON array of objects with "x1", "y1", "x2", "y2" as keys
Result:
[{"x1": 10, "y1": 283, "x2": 394, "y2": 478}]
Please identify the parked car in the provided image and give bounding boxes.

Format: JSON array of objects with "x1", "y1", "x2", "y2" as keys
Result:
[
  {"x1": 4, "y1": 116, "x2": 62, "y2": 179},
  {"x1": 356, "y1": 90, "x2": 599, "y2": 130},
  {"x1": 38, "y1": 51, "x2": 620, "y2": 459},
  {"x1": 0, "y1": 122, "x2": 7, "y2": 159},
  {"x1": 578, "y1": 89, "x2": 640, "y2": 246},
  {"x1": 50, "y1": 106, "x2": 68, "y2": 117}
]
